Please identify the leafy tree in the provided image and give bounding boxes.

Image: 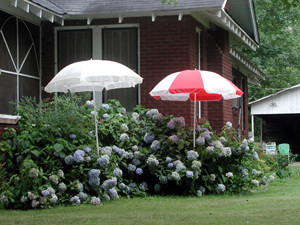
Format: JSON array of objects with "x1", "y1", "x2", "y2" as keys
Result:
[{"x1": 240, "y1": 0, "x2": 300, "y2": 101}]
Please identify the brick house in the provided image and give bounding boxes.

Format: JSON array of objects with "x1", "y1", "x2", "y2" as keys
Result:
[{"x1": 0, "y1": 0, "x2": 265, "y2": 138}]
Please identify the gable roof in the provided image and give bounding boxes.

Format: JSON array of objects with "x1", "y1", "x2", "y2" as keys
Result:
[{"x1": 249, "y1": 84, "x2": 300, "y2": 106}]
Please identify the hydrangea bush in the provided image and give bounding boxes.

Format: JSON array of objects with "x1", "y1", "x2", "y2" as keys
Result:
[{"x1": 0, "y1": 94, "x2": 275, "y2": 209}]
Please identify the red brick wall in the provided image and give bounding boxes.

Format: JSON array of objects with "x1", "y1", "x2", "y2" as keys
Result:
[
  {"x1": 0, "y1": 124, "x2": 17, "y2": 139},
  {"x1": 41, "y1": 16, "x2": 244, "y2": 133}
]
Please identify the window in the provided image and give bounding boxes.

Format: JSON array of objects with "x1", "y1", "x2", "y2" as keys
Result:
[
  {"x1": 102, "y1": 28, "x2": 138, "y2": 111},
  {"x1": 56, "y1": 26, "x2": 139, "y2": 111},
  {"x1": 0, "y1": 11, "x2": 40, "y2": 114},
  {"x1": 57, "y1": 30, "x2": 92, "y2": 71}
]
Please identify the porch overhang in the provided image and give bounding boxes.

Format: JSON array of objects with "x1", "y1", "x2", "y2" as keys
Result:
[{"x1": 230, "y1": 46, "x2": 265, "y2": 85}]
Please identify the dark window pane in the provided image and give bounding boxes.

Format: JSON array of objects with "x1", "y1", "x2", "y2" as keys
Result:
[
  {"x1": 19, "y1": 19, "x2": 40, "y2": 77},
  {"x1": 57, "y1": 30, "x2": 92, "y2": 71},
  {"x1": 19, "y1": 76, "x2": 39, "y2": 103},
  {"x1": 0, "y1": 73, "x2": 17, "y2": 114},
  {"x1": 103, "y1": 28, "x2": 138, "y2": 110},
  {"x1": 0, "y1": 16, "x2": 17, "y2": 71}
]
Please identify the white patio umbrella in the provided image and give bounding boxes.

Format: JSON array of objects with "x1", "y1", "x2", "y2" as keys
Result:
[
  {"x1": 45, "y1": 59, "x2": 143, "y2": 156},
  {"x1": 149, "y1": 70, "x2": 243, "y2": 149}
]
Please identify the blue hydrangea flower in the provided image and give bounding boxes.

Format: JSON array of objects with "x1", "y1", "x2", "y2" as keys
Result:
[
  {"x1": 88, "y1": 131, "x2": 95, "y2": 137},
  {"x1": 146, "y1": 109, "x2": 159, "y2": 118},
  {"x1": 166, "y1": 157, "x2": 172, "y2": 162},
  {"x1": 70, "y1": 196, "x2": 80, "y2": 205},
  {"x1": 154, "y1": 184, "x2": 161, "y2": 192},
  {"x1": 199, "y1": 186, "x2": 206, "y2": 193},
  {"x1": 171, "y1": 171, "x2": 181, "y2": 181},
  {"x1": 102, "y1": 178, "x2": 117, "y2": 191},
  {"x1": 29, "y1": 168, "x2": 39, "y2": 178},
  {"x1": 186, "y1": 171, "x2": 194, "y2": 178},
  {"x1": 226, "y1": 172, "x2": 233, "y2": 178},
  {"x1": 168, "y1": 163, "x2": 174, "y2": 168},
  {"x1": 89, "y1": 177, "x2": 100, "y2": 187},
  {"x1": 120, "y1": 133, "x2": 129, "y2": 142},
  {"x1": 50, "y1": 195, "x2": 58, "y2": 204},
  {"x1": 139, "y1": 182, "x2": 148, "y2": 191},
  {"x1": 65, "y1": 155, "x2": 74, "y2": 165},
  {"x1": 132, "y1": 145, "x2": 139, "y2": 151},
  {"x1": 120, "y1": 124, "x2": 129, "y2": 133},
  {"x1": 136, "y1": 168, "x2": 143, "y2": 175},
  {"x1": 167, "y1": 119, "x2": 176, "y2": 129},
  {"x1": 150, "y1": 140, "x2": 161, "y2": 151},
  {"x1": 41, "y1": 190, "x2": 50, "y2": 197},
  {"x1": 127, "y1": 164, "x2": 136, "y2": 172},
  {"x1": 54, "y1": 152, "x2": 60, "y2": 157},
  {"x1": 132, "y1": 158, "x2": 141, "y2": 166},
  {"x1": 74, "y1": 150, "x2": 85, "y2": 163},
  {"x1": 226, "y1": 121, "x2": 232, "y2": 127},
  {"x1": 168, "y1": 135, "x2": 179, "y2": 144},
  {"x1": 206, "y1": 146, "x2": 215, "y2": 155},
  {"x1": 143, "y1": 133, "x2": 155, "y2": 144},
  {"x1": 119, "y1": 183, "x2": 126, "y2": 190},
  {"x1": 83, "y1": 146, "x2": 91, "y2": 153},
  {"x1": 31, "y1": 200, "x2": 39, "y2": 208},
  {"x1": 100, "y1": 146, "x2": 112, "y2": 156},
  {"x1": 197, "y1": 190, "x2": 203, "y2": 197},
  {"x1": 113, "y1": 168, "x2": 123, "y2": 177},
  {"x1": 252, "y1": 151, "x2": 259, "y2": 160},
  {"x1": 196, "y1": 136, "x2": 205, "y2": 146},
  {"x1": 49, "y1": 175, "x2": 59, "y2": 185},
  {"x1": 108, "y1": 188, "x2": 119, "y2": 199},
  {"x1": 152, "y1": 113, "x2": 163, "y2": 123},
  {"x1": 88, "y1": 169, "x2": 101, "y2": 178},
  {"x1": 97, "y1": 155, "x2": 110, "y2": 167},
  {"x1": 187, "y1": 150, "x2": 199, "y2": 160},
  {"x1": 121, "y1": 107, "x2": 126, "y2": 114},
  {"x1": 217, "y1": 184, "x2": 226, "y2": 193},
  {"x1": 200, "y1": 131, "x2": 212, "y2": 141},
  {"x1": 69, "y1": 134, "x2": 76, "y2": 139},
  {"x1": 101, "y1": 104, "x2": 109, "y2": 110},
  {"x1": 128, "y1": 183, "x2": 136, "y2": 188},
  {"x1": 47, "y1": 187, "x2": 55, "y2": 195},
  {"x1": 78, "y1": 192, "x2": 88, "y2": 201},
  {"x1": 90, "y1": 196, "x2": 101, "y2": 205},
  {"x1": 146, "y1": 155, "x2": 159, "y2": 166},
  {"x1": 103, "y1": 113, "x2": 110, "y2": 119},
  {"x1": 0, "y1": 195, "x2": 8, "y2": 204},
  {"x1": 173, "y1": 117, "x2": 185, "y2": 127},
  {"x1": 58, "y1": 182, "x2": 67, "y2": 193},
  {"x1": 86, "y1": 100, "x2": 94, "y2": 108},
  {"x1": 159, "y1": 176, "x2": 168, "y2": 184},
  {"x1": 101, "y1": 194, "x2": 110, "y2": 202}
]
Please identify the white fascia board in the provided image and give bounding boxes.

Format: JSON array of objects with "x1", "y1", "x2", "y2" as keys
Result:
[
  {"x1": 230, "y1": 46, "x2": 265, "y2": 82},
  {"x1": 4, "y1": 0, "x2": 64, "y2": 25},
  {"x1": 201, "y1": 9, "x2": 258, "y2": 51}
]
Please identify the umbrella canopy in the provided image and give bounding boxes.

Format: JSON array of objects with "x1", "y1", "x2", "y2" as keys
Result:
[
  {"x1": 45, "y1": 59, "x2": 143, "y2": 156},
  {"x1": 45, "y1": 59, "x2": 143, "y2": 93},
  {"x1": 149, "y1": 70, "x2": 243, "y2": 148},
  {"x1": 150, "y1": 70, "x2": 243, "y2": 101}
]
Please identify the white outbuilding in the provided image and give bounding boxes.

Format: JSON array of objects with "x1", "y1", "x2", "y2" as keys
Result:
[{"x1": 249, "y1": 84, "x2": 300, "y2": 154}]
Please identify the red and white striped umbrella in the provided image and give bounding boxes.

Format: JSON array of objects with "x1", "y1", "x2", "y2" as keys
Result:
[
  {"x1": 149, "y1": 70, "x2": 243, "y2": 149},
  {"x1": 150, "y1": 70, "x2": 243, "y2": 101}
]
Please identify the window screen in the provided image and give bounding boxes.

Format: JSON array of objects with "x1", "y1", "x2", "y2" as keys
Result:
[{"x1": 102, "y1": 28, "x2": 138, "y2": 111}]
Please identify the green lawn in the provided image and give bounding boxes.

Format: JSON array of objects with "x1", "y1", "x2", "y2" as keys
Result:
[{"x1": 1, "y1": 166, "x2": 300, "y2": 225}]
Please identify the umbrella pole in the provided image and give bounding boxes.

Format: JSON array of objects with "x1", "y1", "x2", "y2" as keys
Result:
[
  {"x1": 93, "y1": 83, "x2": 99, "y2": 157},
  {"x1": 193, "y1": 93, "x2": 196, "y2": 149}
]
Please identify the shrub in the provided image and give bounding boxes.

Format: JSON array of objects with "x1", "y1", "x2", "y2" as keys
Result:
[{"x1": 0, "y1": 94, "x2": 274, "y2": 209}]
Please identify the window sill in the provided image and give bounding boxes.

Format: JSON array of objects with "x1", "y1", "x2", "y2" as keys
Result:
[{"x1": 0, "y1": 114, "x2": 20, "y2": 124}]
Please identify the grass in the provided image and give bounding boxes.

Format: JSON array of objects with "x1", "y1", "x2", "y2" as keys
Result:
[{"x1": 1, "y1": 166, "x2": 300, "y2": 225}]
